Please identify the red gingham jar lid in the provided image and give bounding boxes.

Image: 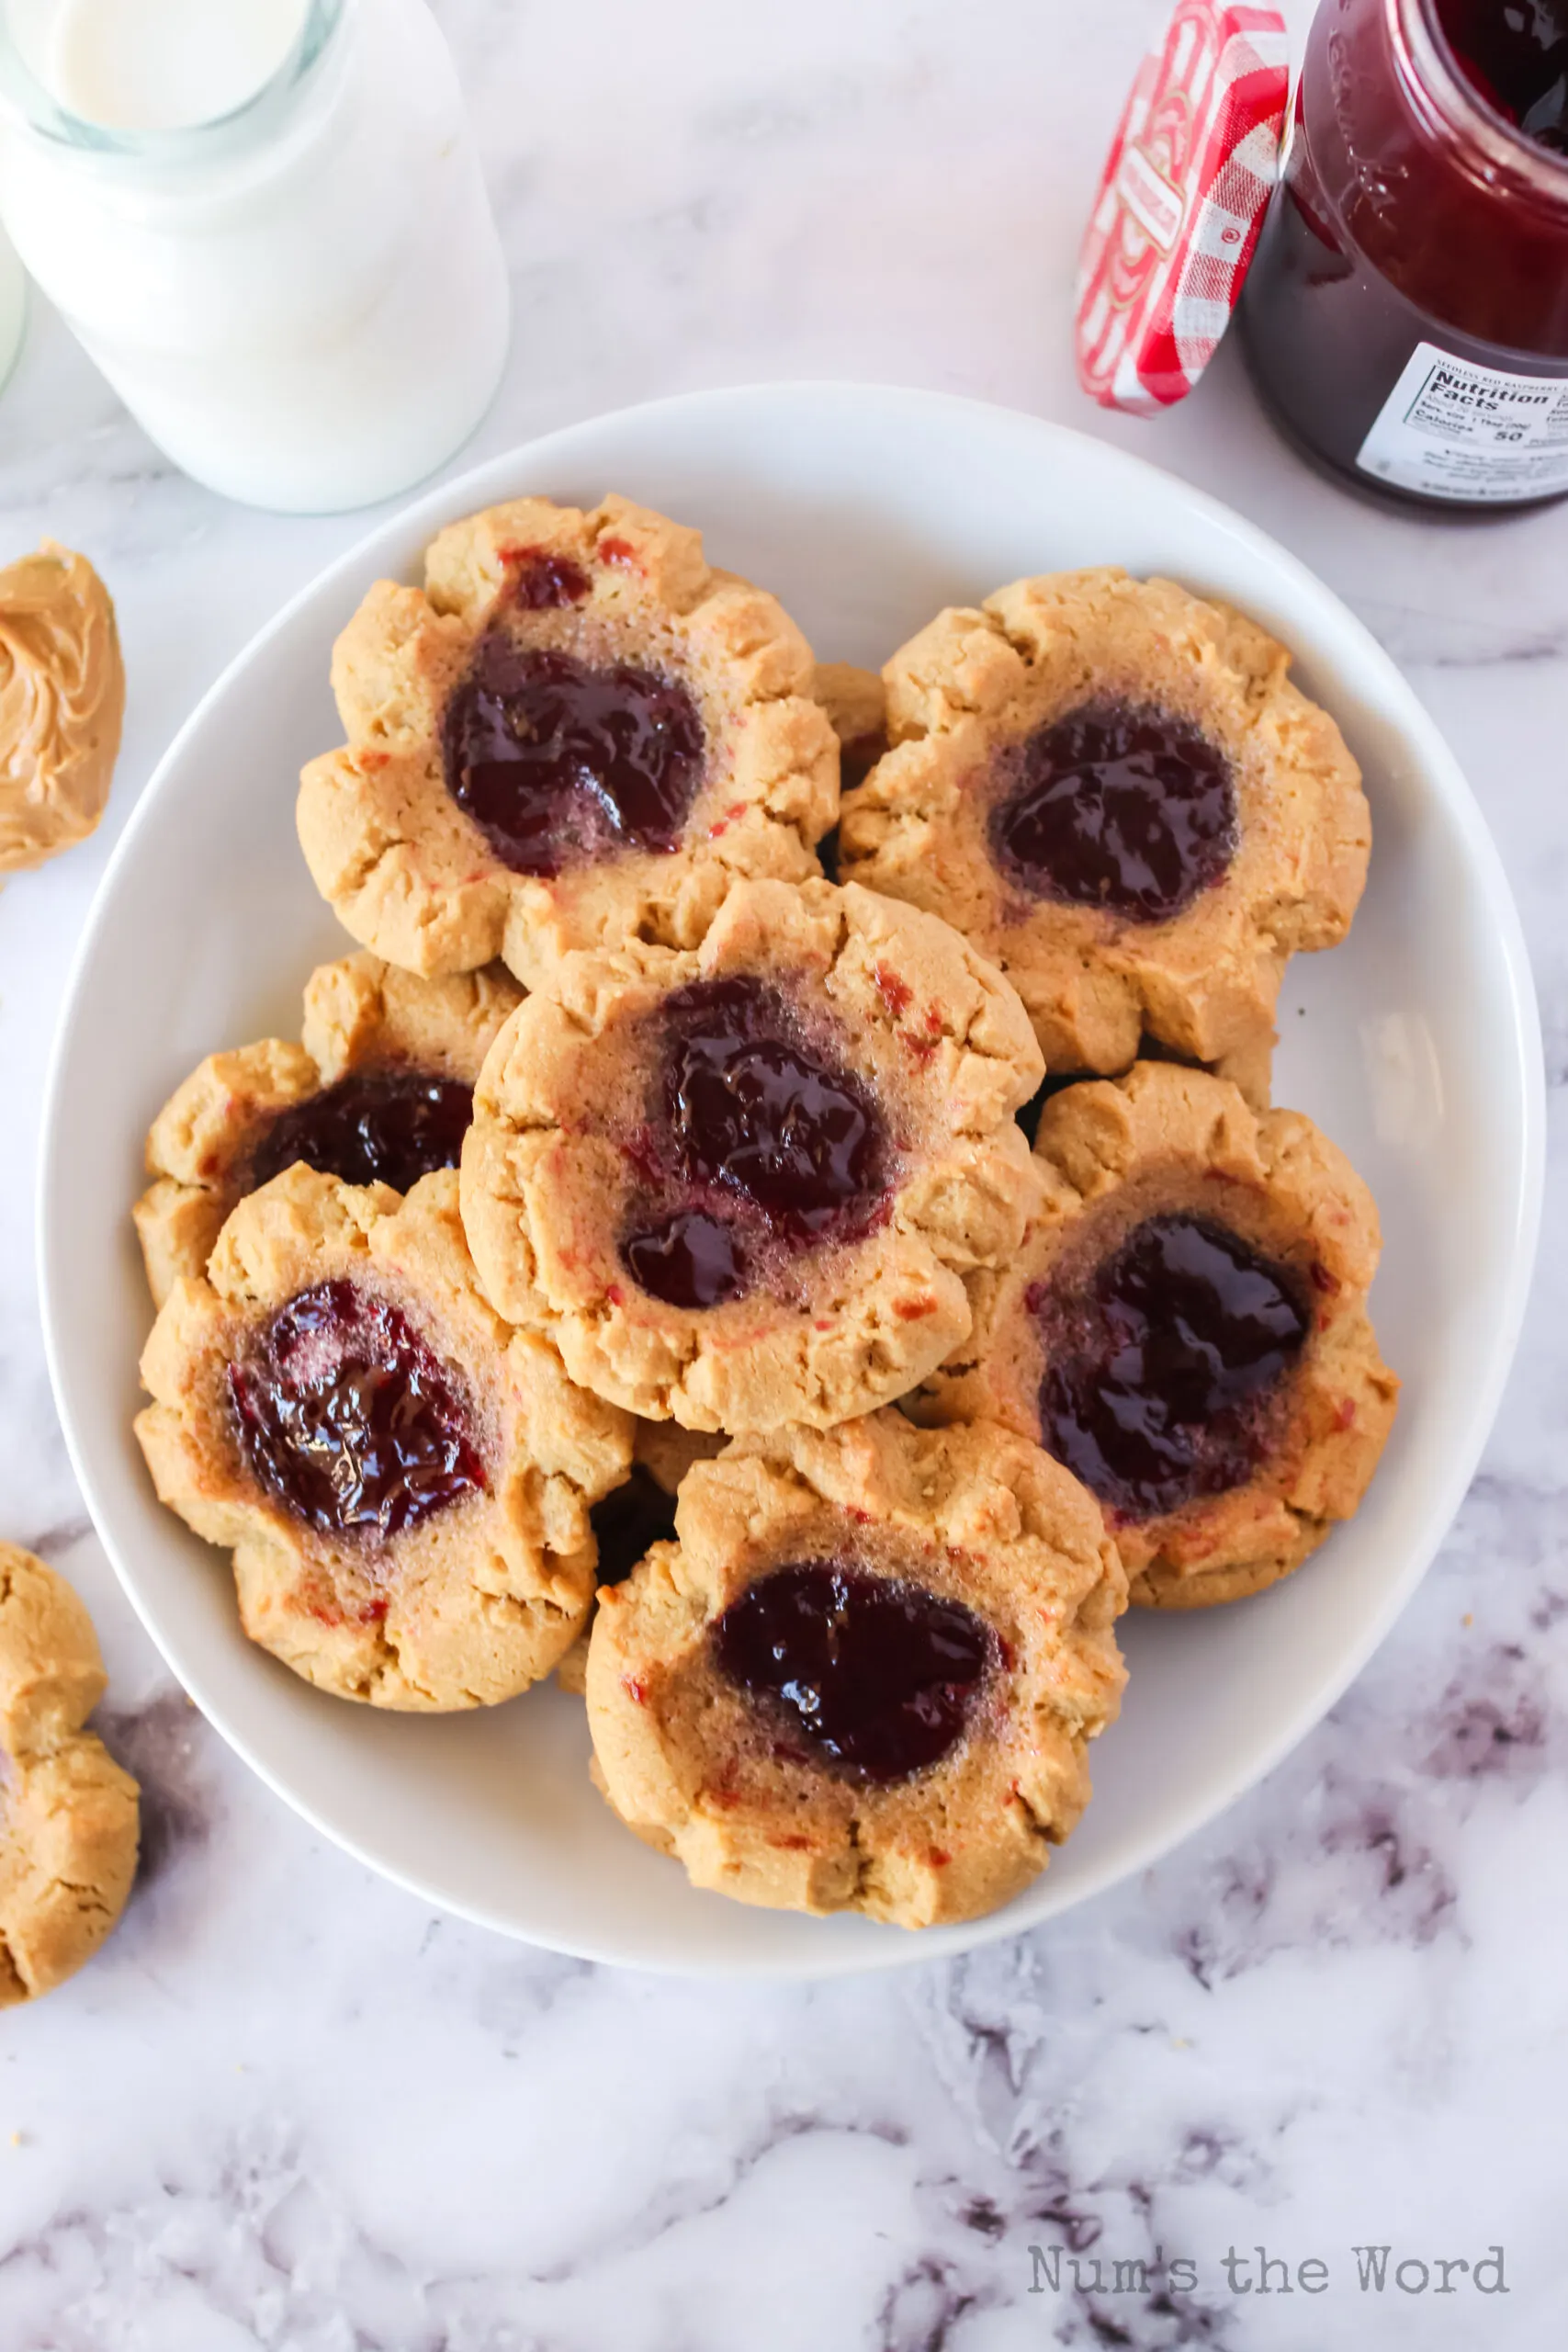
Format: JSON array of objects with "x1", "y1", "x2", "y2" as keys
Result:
[{"x1": 1076, "y1": 0, "x2": 1290, "y2": 416}]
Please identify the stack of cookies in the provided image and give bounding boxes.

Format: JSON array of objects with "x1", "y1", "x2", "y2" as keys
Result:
[{"x1": 133, "y1": 494, "x2": 1397, "y2": 1931}]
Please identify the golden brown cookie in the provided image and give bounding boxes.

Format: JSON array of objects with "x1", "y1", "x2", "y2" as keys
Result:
[
  {"x1": 0, "y1": 543, "x2": 125, "y2": 875},
  {"x1": 585, "y1": 1412, "x2": 1126, "y2": 1928},
  {"x1": 133, "y1": 952, "x2": 523, "y2": 1308},
  {"x1": 555, "y1": 1419, "x2": 726, "y2": 1697},
  {"x1": 459, "y1": 875, "x2": 1044, "y2": 1434},
  {"x1": 839, "y1": 570, "x2": 1369, "y2": 1078},
  {"x1": 1162, "y1": 1027, "x2": 1274, "y2": 1114},
  {"x1": 1023, "y1": 1028, "x2": 1275, "y2": 1133},
  {"x1": 297, "y1": 493, "x2": 839, "y2": 988},
  {"x1": 135, "y1": 1166, "x2": 632, "y2": 1709},
  {"x1": 915, "y1": 1062, "x2": 1399, "y2": 1607},
  {"x1": 0, "y1": 1546, "x2": 139, "y2": 2006}
]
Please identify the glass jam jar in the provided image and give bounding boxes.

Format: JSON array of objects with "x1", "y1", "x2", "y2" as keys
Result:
[{"x1": 1238, "y1": 0, "x2": 1568, "y2": 508}]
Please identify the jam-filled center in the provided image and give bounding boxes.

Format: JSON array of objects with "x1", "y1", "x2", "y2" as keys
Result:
[
  {"x1": 666, "y1": 980, "x2": 883, "y2": 1222},
  {"x1": 443, "y1": 635, "x2": 705, "y2": 878},
  {"x1": 711, "y1": 1561, "x2": 989, "y2": 1781},
  {"x1": 247, "y1": 1071, "x2": 473, "y2": 1195},
  {"x1": 619, "y1": 978, "x2": 891, "y2": 1312},
  {"x1": 990, "y1": 702, "x2": 1237, "y2": 923},
  {"x1": 1036, "y1": 1213, "x2": 1309, "y2": 1521},
  {"x1": 622, "y1": 1209, "x2": 747, "y2": 1314},
  {"x1": 229, "y1": 1278, "x2": 485, "y2": 1540},
  {"x1": 1437, "y1": 0, "x2": 1568, "y2": 153}
]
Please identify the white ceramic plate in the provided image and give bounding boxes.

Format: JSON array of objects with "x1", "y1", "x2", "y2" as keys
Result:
[{"x1": 40, "y1": 385, "x2": 1543, "y2": 1977}]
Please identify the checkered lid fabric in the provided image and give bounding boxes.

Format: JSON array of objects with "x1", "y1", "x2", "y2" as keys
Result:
[{"x1": 1076, "y1": 0, "x2": 1290, "y2": 415}]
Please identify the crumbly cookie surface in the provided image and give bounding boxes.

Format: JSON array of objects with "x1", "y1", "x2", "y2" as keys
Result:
[
  {"x1": 917, "y1": 1062, "x2": 1398, "y2": 1607},
  {"x1": 298, "y1": 494, "x2": 840, "y2": 988},
  {"x1": 135, "y1": 1167, "x2": 632, "y2": 1708},
  {"x1": 585, "y1": 1412, "x2": 1126, "y2": 1928},
  {"x1": 839, "y1": 569, "x2": 1370, "y2": 1077},
  {"x1": 0, "y1": 1546, "x2": 139, "y2": 2005},
  {"x1": 459, "y1": 876, "x2": 1044, "y2": 1434},
  {"x1": 133, "y1": 952, "x2": 522, "y2": 1308}
]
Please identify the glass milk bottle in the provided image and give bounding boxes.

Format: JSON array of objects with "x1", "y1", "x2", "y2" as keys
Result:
[{"x1": 0, "y1": 0, "x2": 512, "y2": 511}]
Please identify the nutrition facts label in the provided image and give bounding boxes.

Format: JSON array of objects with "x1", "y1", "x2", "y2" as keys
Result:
[{"x1": 1357, "y1": 340, "x2": 1568, "y2": 503}]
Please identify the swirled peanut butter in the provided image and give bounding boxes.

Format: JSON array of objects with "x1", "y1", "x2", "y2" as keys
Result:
[{"x1": 0, "y1": 542, "x2": 125, "y2": 874}]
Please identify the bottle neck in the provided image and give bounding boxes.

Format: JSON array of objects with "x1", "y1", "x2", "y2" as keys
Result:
[
  {"x1": 0, "y1": 0, "x2": 346, "y2": 163},
  {"x1": 1290, "y1": 0, "x2": 1568, "y2": 356},
  {"x1": 1393, "y1": 0, "x2": 1568, "y2": 226}
]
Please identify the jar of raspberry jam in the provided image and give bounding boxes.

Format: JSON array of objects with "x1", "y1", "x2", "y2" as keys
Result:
[{"x1": 1238, "y1": 0, "x2": 1568, "y2": 507}]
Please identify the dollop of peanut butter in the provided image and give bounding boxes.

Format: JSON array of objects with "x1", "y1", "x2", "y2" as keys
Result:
[{"x1": 0, "y1": 541, "x2": 125, "y2": 874}]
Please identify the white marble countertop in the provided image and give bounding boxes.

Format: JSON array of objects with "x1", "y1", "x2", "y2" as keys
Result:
[{"x1": 1, "y1": 1, "x2": 1564, "y2": 2343}]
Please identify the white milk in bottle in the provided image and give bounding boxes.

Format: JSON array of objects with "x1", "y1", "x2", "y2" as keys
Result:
[{"x1": 0, "y1": 0, "x2": 512, "y2": 509}]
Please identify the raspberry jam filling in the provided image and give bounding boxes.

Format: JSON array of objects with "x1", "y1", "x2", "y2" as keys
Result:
[
  {"x1": 591, "y1": 1464, "x2": 679, "y2": 1588},
  {"x1": 508, "y1": 548, "x2": 592, "y2": 609},
  {"x1": 623, "y1": 1208, "x2": 747, "y2": 1311},
  {"x1": 989, "y1": 703, "x2": 1237, "y2": 922},
  {"x1": 619, "y1": 978, "x2": 891, "y2": 1311},
  {"x1": 444, "y1": 635, "x2": 705, "y2": 877},
  {"x1": 229, "y1": 1279, "x2": 485, "y2": 1540},
  {"x1": 712, "y1": 1561, "x2": 990, "y2": 1781},
  {"x1": 247, "y1": 1071, "x2": 473, "y2": 1195},
  {"x1": 1035, "y1": 1213, "x2": 1309, "y2": 1521},
  {"x1": 1437, "y1": 0, "x2": 1568, "y2": 153}
]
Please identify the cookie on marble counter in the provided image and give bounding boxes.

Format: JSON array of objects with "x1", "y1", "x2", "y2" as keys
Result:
[
  {"x1": 134, "y1": 951, "x2": 523, "y2": 1308},
  {"x1": 585, "y1": 1411, "x2": 1127, "y2": 1928},
  {"x1": 915, "y1": 1061, "x2": 1399, "y2": 1608},
  {"x1": 839, "y1": 569, "x2": 1369, "y2": 1080},
  {"x1": 135, "y1": 1166, "x2": 632, "y2": 1709},
  {"x1": 459, "y1": 874, "x2": 1044, "y2": 1433},
  {"x1": 0, "y1": 1545, "x2": 139, "y2": 2006},
  {"x1": 298, "y1": 493, "x2": 840, "y2": 989}
]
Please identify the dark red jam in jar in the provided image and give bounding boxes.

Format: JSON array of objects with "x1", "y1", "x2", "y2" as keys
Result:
[{"x1": 1239, "y1": 0, "x2": 1568, "y2": 507}]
